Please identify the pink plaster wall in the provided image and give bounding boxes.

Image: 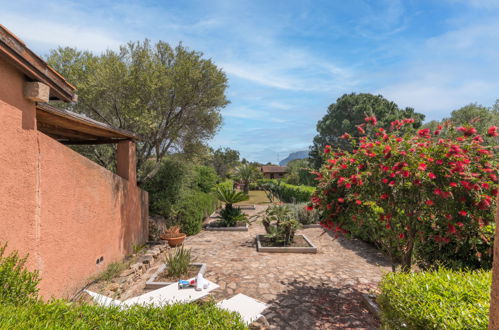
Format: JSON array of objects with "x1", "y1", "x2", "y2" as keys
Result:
[{"x1": 0, "y1": 56, "x2": 148, "y2": 299}]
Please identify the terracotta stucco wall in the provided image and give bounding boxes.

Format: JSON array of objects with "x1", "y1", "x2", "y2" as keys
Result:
[
  {"x1": 0, "y1": 57, "x2": 148, "y2": 299},
  {"x1": 0, "y1": 56, "x2": 38, "y2": 270}
]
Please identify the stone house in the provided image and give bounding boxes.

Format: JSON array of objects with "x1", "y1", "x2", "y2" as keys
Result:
[{"x1": 260, "y1": 165, "x2": 288, "y2": 179}]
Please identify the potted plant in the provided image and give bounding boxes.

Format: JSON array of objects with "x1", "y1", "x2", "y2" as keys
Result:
[{"x1": 160, "y1": 226, "x2": 186, "y2": 247}]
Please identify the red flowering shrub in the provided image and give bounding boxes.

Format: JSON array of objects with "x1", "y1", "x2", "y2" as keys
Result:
[{"x1": 311, "y1": 118, "x2": 498, "y2": 271}]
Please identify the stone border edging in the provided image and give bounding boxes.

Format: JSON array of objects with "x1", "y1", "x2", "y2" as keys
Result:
[
  {"x1": 145, "y1": 263, "x2": 207, "y2": 290},
  {"x1": 301, "y1": 224, "x2": 322, "y2": 229},
  {"x1": 205, "y1": 223, "x2": 249, "y2": 232},
  {"x1": 256, "y1": 234, "x2": 318, "y2": 253},
  {"x1": 361, "y1": 293, "x2": 381, "y2": 318}
]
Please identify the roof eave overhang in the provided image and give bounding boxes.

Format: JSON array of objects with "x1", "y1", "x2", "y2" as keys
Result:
[{"x1": 0, "y1": 25, "x2": 77, "y2": 103}]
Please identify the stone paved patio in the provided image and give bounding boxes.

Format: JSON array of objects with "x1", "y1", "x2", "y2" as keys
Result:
[{"x1": 185, "y1": 205, "x2": 391, "y2": 329}]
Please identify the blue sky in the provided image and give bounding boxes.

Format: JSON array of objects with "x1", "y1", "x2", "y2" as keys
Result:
[{"x1": 2, "y1": 0, "x2": 499, "y2": 163}]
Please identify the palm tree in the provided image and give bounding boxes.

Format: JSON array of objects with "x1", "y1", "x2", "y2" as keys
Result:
[
  {"x1": 215, "y1": 186, "x2": 249, "y2": 210},
  {"x1": 215, "y1": 186, "x2": 249, "y2": 226},
  {"x1": 235, "y1": 164, "x2": 258, "y2": 193}
]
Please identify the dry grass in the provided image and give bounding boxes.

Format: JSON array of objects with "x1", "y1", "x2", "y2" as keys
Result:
[{"x1": 234, "y1": 190, "x2": 270, "y2": 205}]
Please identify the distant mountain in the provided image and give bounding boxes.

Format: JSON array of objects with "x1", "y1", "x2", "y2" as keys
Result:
[{"x1": 279, "y1": 150, "x2": 309, "y2": 166}]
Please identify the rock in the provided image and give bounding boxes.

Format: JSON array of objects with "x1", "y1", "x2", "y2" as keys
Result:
[
  {"x1": 131, "y1": 262, "x2": 143, "y2": 270},
  {"x1": 138, "y1": 256, "x2": 154, "y2": 265},
  {"x1": 120, "y1": 268, "x2": 134, "y2": 277},
  {"x1": 107, "y1": 283, "x2": 120, "y2": 292},
  {"x1": 228, "y1": 282, "x2": 237, "y2": 290}
]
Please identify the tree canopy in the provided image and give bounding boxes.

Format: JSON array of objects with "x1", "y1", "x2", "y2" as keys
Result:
[
  {"x1": 47, "y1": 40, "x2": 229, "y2": 182},
  {"x1": 309, "y1": 93, "x2": 425, "y2": 168},
  {"x1": 209, "y1": 147, "x2": 240, "y2": 178}
]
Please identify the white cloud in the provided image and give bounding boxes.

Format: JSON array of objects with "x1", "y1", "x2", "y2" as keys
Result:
[
  {"x1": 224, "y1": 107, "x2": 288, "y2": 123},
  {"x1": 0, "y1": 13, "x2": 122, "y2": 53}
]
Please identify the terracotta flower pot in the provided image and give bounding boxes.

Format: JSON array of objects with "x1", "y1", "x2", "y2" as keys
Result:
[{"x1": 163, "y1": 234, "x2": 186, "y2": 247}]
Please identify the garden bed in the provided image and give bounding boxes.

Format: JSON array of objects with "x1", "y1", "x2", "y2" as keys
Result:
[
  {"x1": 301, "y1": 223, "x2": 321, "y2": 229},
  {"x1": 205, "y1": 221, "x2": 248, "y2": 232},
  {"x1": 256, "y1": 234, "x2": 317, "y2": 253},
  {"x1": 145, "y1": 263, "x2": 207, "y2": 290}
]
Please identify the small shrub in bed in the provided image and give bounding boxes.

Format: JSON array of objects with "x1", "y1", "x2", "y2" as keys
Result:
[
  {"x1": 0, "y1": 243, "x2": 40, "y2": 305},
  {"x1": 378, "y1": 268, "x2": 491, "y2": 329},
  {"x1": 262, "y1": 204, "x2": 301, "y2": 246},
  {"x1": 174, "y1": 190, "x2": 217, "y2": 235},
  {"x1": 163, "y1": 246, "x2": 195, "y2": 278},
  {"x1": 289, "y1": 203, "x2": 321, "y2": 225}
]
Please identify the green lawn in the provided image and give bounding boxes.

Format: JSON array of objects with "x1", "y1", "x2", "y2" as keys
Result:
[{"x1": 235, "y1": 190, "x2": 271, "y2": 205}]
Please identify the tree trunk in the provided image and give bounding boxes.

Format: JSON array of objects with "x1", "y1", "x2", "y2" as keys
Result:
[
  {"x1": 400, "y1": 236, "x2": 415, "y2": 272},
  {"x1": 243, "y1": 183, "x2": 250, "y2": 194}
]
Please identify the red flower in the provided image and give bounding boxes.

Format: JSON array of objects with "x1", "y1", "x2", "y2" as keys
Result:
[
  {"x1": 306, "y1": 205, "x2": 314, "y2": 211},
  {"x1": 447, "y1": 224, "x2": 457, "y2": 234},
  {"x1": 324, "y1": 145, "x2": 331, "y2": 154},
  {"x1": 418, "y1": 163, "x2": 427, "y2": 171},
  {"x1": 435, "y1": 160, "x2": 443, "y2": 165},
  {"x1": 428, "y1": 172, "x2": 436, "y2": 179},
  {"x1": 355, "y1": 200, "x2": 362, "y2": 205},
  {"x1": 478, "y1": 198, "x2": 491, "y2": 210},
  {"x1": 356, "y1": 125, "x2": 366, "y2": 134},
  {"x1": 425, "y1": 200, "x2": 434, "y2": 206},
  {"x1": 458, "y1": 210, "x2": 467, "y2": 217},
  {"x1": 337, "y1": 198, "x2": 344, "y2": 203},
  {"x1": 399, "y1": 233, "x2": 405, "y2": 239},
  {"x1": 380, "y1": 193, "x2": 389, "y2": 199},
  {"x1": 388, "y1": 181, "x2": 395, "y2": 186},
  {"x1": 450, "y1": 182, "x2": 458, "y2": 187},
  {"x1": 433, "y1": 188, "x2": 442, "y2": 196},
  {"x1": 487, "y1": 126, "x2": 498, "y2": 137},
  {"x1": 382, "y1": 178, "x2": 389, "y2": 184},
  {"x1": 417, "y1": 128, "x2": 431, "y2": 138},
  {"x1": 364, "y1": 116, "x2": 378, "y2": 125},
  {"x1": 457, "y1": 126, "x2": 477, "y2": 136},
  {"x1": 456, "y1": 222, "x2": 464, "y2": 227},
  {"x1": 340, "y1": 133, "x2": 352, "y2": 139},
  {"x1": 402, "y1": 170, "x2": 410, "y2": 178}
]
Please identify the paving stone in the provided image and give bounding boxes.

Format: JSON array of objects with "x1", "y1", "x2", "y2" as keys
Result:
[{"x1": 89, "y1": 204, "x2": 390, "y2": 328}]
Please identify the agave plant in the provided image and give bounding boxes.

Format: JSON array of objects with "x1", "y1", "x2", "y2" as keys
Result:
[
  {"x1": 262, "y1": 204, "x2": 301, "y2": 246},
  {"x1": 215, "y1": 186, "x2": 249, "y2": 226}
]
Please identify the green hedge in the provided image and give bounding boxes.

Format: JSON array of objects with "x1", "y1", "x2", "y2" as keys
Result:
[
  {"x1": 378, "y1": 268, "x2": 491, "y2": 329},
  {"x1": 0, "y1": 300, "x2": 247, "y2": 329},
  {"x1": 258, "y1": 179, "x2": 314, "y2": 203},
  {"x1": 175, "y1": 190, "x2": 217, "y2": 235}
]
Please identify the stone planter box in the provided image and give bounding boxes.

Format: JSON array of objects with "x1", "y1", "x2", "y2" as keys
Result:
[
  {"x1": 205, "y1": 222, "x2": 249, "y2": 232},
  {"x1": 301, "y1": 223, "x2": 322, "y2": 229},
  {"x1": 235, "y1": 204, "x2": 256, "y2": 210},
  {"x1": 145, "y1": 263, "x2": 207, "y2": 290},
  {"x1": 256, "y1": 234, "x2": 317, "y2": 253}
]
